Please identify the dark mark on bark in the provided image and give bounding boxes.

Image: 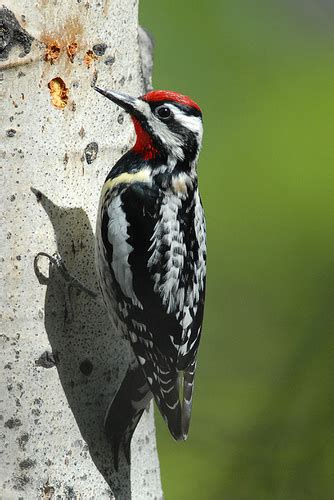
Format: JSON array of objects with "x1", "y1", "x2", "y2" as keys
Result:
[
  {"x1": 35, "y1": 350, "x2": 58, "y2": 368},
  {"x1": 13, "y1": 474, "x2": 30, "y2": 490},
  {"x1": 0, "y1": 6, "x2": 34, "y2": 61},
  {"x1": 91, "y1": 69, "x2": 98, "y2": 87},
  {"x1": 64, "y1": 485, "x2": 76, "y2": 498},
  {"x1": 79, "y1": 359, "x2": 93, "y2": 376},
  {"x1": 79, "y1": 126, "x2": 85, "y2": 138},
  {"x1": 5, "y1": 417, "x2": 22, "y2": 429},
  {"x1": 84, "y1": 142, "x2": 98, "y2": 164},
  {"x1": 6, "y1": 129, "x2": 16, "y2": 137},
  {"x1": 42, "y1": 482, "x2": 55, "y2": 499},
  {"x1": 92, "y1": 43, "x2": 107, "y2": 56},
  {"x1": 104, "y1": 55, "x2": 115, "y2": 66},
  {"x1": 17, "y1": 432, "x2": 29, "y2": 451},
  {"x1": 19, "y1": 458, "x2": 36, "y2": 470}
]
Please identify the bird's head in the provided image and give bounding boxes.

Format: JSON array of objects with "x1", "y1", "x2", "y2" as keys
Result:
[{"x1": 95, "y1": 87, "x2": 203, "y2": 164}]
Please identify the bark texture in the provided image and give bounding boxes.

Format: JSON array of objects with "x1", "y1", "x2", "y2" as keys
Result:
[{"x1": 0, "y1": 1, "x2": 162, "y2": 498}]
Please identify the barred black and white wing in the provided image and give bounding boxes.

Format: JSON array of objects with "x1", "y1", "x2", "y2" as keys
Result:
[{"x1": 96, "y1": 173, "x2": 206, "y2": 441}]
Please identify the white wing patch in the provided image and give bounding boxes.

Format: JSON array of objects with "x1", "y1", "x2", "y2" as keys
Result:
[{"x1": 107, "y1": 196, "x2": 142, "y2": 308}]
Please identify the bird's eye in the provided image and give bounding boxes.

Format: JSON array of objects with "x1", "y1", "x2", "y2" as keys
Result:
[{"x1": 156, "y1": 106, "x2": 172, "y2": 120}]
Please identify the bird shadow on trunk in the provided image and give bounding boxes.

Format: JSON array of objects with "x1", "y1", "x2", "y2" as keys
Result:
[{"x1": 32, "y1": 189, "x2": 132, "y2": 500}]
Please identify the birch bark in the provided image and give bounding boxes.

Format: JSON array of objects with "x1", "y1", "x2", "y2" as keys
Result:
[{"x1": 0, "y1": 1, "x2": 161, "y2": 498}]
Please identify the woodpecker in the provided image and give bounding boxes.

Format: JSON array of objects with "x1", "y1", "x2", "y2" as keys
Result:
[{"x1": 94, "y1": 86, "x2": 206, "y2": 468}]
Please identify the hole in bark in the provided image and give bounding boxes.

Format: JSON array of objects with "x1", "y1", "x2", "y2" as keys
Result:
[
  {"x1": 84, "y1": 142, "x2": 98, "y2": 164},
  {"x1": 48, "y1": 77, "x2": 69, "y2": 109},
  {"x1": 83, "y1": 49, "x2": 97, "y2": 68},
  {"x1": 92, "y1": 43, "x2": 107, "y2": 56},
  {"x1": 44, "y1": 41, "x2": 61, "y2": 64},
  {"x1": 67, "y1": 41, "x2": 78, "y2": 62}
]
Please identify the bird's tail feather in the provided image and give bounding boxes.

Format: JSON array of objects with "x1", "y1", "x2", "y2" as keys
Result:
[
  {"x1": 180, "y1": 359, "x2": 196, "y2": 438},
  {"x1": 148, "y1": 359, "x2": 197, "y2": 441}
]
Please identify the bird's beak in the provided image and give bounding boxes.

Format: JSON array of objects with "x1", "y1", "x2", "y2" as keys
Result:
[{"x1": 94, "y1": 86, "x2": 143, "y2": 116}]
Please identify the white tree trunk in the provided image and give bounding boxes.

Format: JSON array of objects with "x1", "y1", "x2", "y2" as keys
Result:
[{"x1": 0, "y1": 1, "x2": 161, "y2": 498}]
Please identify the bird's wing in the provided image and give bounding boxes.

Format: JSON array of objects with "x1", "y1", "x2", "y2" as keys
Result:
[{"x1": 100, "y1": 180, "x2": 206, "y2": 439}]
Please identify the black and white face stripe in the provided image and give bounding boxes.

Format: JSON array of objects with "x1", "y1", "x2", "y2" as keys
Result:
[
  {"x1": 94, "y1": 87, "x2": 203, "y2": 164},
  {"x1": 144, "y1": 100, "x2": 203, "y2": 163}
]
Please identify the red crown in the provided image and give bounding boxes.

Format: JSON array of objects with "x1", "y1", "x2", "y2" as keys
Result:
[{"x1": 142, "y1": 90, "x2": 201, "y2": 113}]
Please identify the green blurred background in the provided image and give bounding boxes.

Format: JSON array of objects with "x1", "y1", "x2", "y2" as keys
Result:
[{"x1": 140, "y1": 2, "x2": 334, "y2": 499}]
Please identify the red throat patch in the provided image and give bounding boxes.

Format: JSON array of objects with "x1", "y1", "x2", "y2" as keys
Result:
[{"x1": 131, "y1": 117, "x2": 159, "y2": 160}]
